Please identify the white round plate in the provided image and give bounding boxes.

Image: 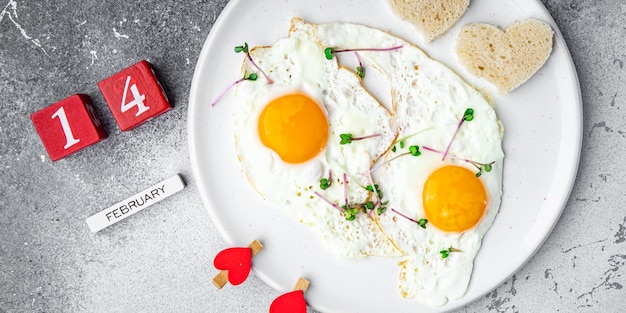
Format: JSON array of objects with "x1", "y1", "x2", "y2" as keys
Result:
[{"x1": 188, "y1": 0, "x2": 582, "y2": 312}]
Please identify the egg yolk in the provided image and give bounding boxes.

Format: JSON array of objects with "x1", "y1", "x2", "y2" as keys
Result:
[
  {"x1": 258, "y1": 93, "x2": 328, "y2": 163},
  {"x1": 422, "y1": 165, "x2": 487, "y2": 232}
]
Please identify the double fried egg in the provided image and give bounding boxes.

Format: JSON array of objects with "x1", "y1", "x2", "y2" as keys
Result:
[{"x1": 230, "y1": 17, "x2": 504, "y2": 307}]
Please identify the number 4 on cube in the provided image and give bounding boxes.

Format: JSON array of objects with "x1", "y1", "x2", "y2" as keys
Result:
[
  {"x1": 98, "y1": 60, "x2": 172, "y2": 131},
  {"x1": 30, "y1": 94, "x2": 108, "y2": 161}
]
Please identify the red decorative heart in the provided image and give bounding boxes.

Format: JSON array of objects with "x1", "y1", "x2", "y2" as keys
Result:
[
  {"x1": 213, "y1": 247, "x2": 252, "y2": 285},
  {"x1": 269, "y1": 290, "x2": 306, "y2": 313}
]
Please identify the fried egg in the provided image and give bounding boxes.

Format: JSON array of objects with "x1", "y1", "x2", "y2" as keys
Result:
[
  {"x1": 315, "y1": 21, "x2": 505, "y2": 306},
  {"x1": 233, "y1": 18, "x2": 401, "y2": 258}
]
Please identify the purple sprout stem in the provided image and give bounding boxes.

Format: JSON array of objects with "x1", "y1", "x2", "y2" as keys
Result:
[
  {"x1": 343, "y1": 173, "x2": 349, "y2": 209},
  {"x1": 353, "y1": 134, "x2": 382, "y2": 141},
  {"x1": 246, "y1": 53, "x2": 273, "y2": 84},
  {"x1": 211, "y1": 77, "x2": 245, "y2": 107},
  {"x1": 354, "y1": 51, "x2": 364, "y2": 76},
  {"x1": 421, "y1": 145, "x2": 442, "y2": 154},
  {"x1": 391, "y1": 208, "x2": 420, "y2": 224},
  {"x1": 334, "y1": 45, "x2": 403, "y2": 53},
  {"x1": 354, "y1": 52, "x2": 363, "y2": 68},
  {"x1": 423, "y1": 145, "x2": 482, "y2": 168},
  {"x1": 313, "y1": 191, "x2": 344, "y2": 212},
  {"x1": 441, "y1": 118, "x2": 466, "y2": 161},
  {"x1": 370, "y1": 148, "x2": 415, "y2": 171}
]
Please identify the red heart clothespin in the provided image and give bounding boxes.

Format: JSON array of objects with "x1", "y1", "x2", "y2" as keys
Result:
[
  {"x1": 213, "y1": 240, "x2": 263, "y2": 288},
  {"x1": 269, "y1": 277, "x2": 310, "y2": 313}
]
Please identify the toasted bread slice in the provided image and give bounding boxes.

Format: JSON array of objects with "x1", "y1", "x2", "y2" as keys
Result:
[{"x1": 387, "y1": 0, "x2": 470, "y2": 42}]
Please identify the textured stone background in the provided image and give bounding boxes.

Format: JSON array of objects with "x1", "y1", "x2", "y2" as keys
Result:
[{"x1": 1, "y1": 0, "x2": 624, "y2": 312}]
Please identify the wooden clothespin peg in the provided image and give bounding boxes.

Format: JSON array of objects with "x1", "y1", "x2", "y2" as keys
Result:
[
  {"x1": 212, "y1": 239, "x2": 263, "y2": 289},
  {"x1": 269, "y1": 277, "x2": 310, "y2": 313}
]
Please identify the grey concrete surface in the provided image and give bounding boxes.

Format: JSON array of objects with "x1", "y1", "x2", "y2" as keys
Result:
[{"x1": 1, "y1": 0, "x2": 624, "y2": 312}]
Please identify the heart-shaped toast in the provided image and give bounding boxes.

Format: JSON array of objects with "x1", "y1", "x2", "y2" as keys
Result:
[
  {"x1": 456, "y1": 19, "x2": 554, "y2": 94},
  {"x1": 387, "y1": 0, "x2": 470, "y2": 42},
  {"x1": 213, "y1": 247, "x2": 252, "y2": 286}
]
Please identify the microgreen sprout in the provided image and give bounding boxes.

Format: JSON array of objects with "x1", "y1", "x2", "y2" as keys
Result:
[
  {"x1": 210, "y1": 72, "x2": 258, "y2": 107},
  {"x1": 422, "y1": 146, "x2": 495, "y2": 177},
  {"x1": 211, "y1": 42, "x2": 272, "y2": 107},
  {"x1": 472, "y1": 161, "x2": 494, "y2": 177},
  {"x1": 235, "y1": 42, "x2": 274, "y2": 84},
  {"x1": 441, "y1": 108, "x2": 474, "y2": 161},
  {"x1": 364, "y1": 152, "x2": 388, "y2": 217},
  {"x1": 388, "y1": 133, "x2": 418, "y2": 154},
  {"x1": 372, "y1": 145, "x2": 422, "y2": 170},
  {"x1": 440, "y1": 247, "x2": 461, "y2": 259},
  {"x1": 391, "y1": 208, "x2": 428, "y2": 229},
  {"x1": 343, "y1": 206, "x2": 359, "y2": 221},
  {"x1": 356, "y1": 66, "x2": 364, "y2": 79},
  {"x1": 324, "y1": 47, "x2": 334, "y2": 60},
  {"x1": 355, "y1": 52, "x2": 365, "y2": 78},
  {"x1": 319, "y1": 178, "x2": 330, "y2": 190},
  {"x1": 440, "y1": 248, "x2": 452, "y2": 259},
  {"x1": 315, "y1": 159, "x2": 389, "y2": 221},
  {"x1": 315, "y1": 172, "x2": 384, "y2": 221},
  {"x1": 367, "y1": 184, "x2": 388, "y2": 215},
  {"x1": 409, "y1": 145, "x2": 421, "y2": 156},
  {"x1": 319, "y1": 170, "x2": 332, "y2": 190},
  {"x1": 339, "y1": 133, "x2": 382, "y2": 145},
  {"x1": 324, "y1": 45, "x2": 404, "y2": 60},
  {"x1": 325, "y1": 46, "x2": 402, "y2": 79},
  {"x1": 234, "y1": 43, "x2": 248, "y2": 53},
  {"x1": 365, "y1": 184, "x2": 383, "y2": 202}
]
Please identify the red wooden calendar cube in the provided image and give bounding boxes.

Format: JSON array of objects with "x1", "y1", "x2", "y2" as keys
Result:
[
  {"x1": 98, "y1": 60, "x2": 172, "y2": 131},
  {"x1": 31, "y1": 94, "x2": 108, "y2": 161}
]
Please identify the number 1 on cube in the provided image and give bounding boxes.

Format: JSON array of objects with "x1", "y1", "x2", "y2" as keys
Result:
[
  {"x1": 51, "y1": 106, "x2": 81, "y2": 149},
  {"x1": 31, "y1": 94, "x2": 108, "y2": 161}
]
